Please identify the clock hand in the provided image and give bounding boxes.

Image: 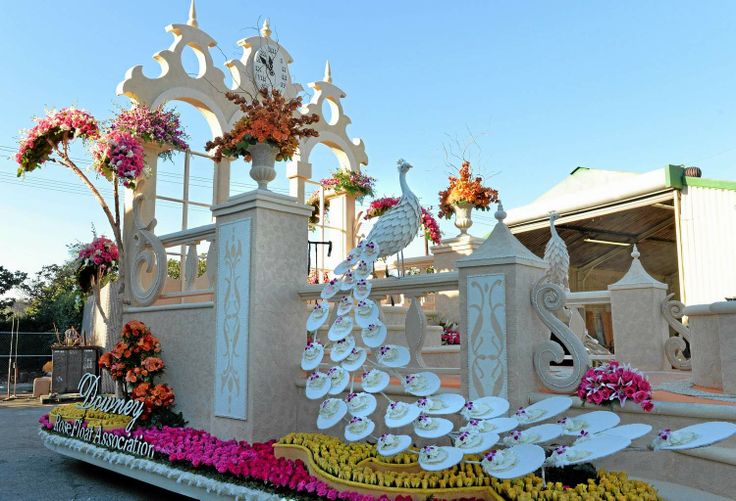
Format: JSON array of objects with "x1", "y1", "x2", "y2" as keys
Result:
[{"x1": 267, "y1": 56, "x2": 275, "y2": 76}]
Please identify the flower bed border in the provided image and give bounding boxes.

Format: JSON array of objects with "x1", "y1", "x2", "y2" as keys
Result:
[
  {"x1": 40, "y1": 429, "x2": 284, "y2": 501},
  {"x1": 274, "y1": 443, "x2": 504, "y2": 501}
]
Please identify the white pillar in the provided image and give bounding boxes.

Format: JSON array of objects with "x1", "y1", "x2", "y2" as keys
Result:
[
  {"x1": 608, "y1": 246, "x2": 669, "y2": 371},
  {"x1": 210, "y1": 190, "x2": 311, "y2": 442},
  {"x1": 457, "y1": 206, "x2": 547, "y2": 409}
]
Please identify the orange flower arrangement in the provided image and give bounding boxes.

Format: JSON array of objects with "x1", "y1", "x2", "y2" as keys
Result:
[
  {"x1": 437, "y1": 160, "x2": 499, "y2": 219},
  {"x1": 205, "y1": 88, "x2": 319, "y2": 162},
  {"x1": 99, "y1": 320, "x2": 183, "y2": 426}
]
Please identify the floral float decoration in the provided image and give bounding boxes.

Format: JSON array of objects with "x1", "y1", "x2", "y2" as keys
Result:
[
  {"x1": 438, "y1": 160, "x2": 499, "y2": 235},
  {"x1": 576, "y1": 360, "x2": 654, "y2": 412},
  {"x1": 365, "y1": 196, "x2": 442, "y2": 245},
  {"x1": 320, "y1": 169, "x2": 376, "y2": 200},
  {"x1": 110, "y1": 103, "x2": 189, "y2": 161},
  {"x1": 98, "y1": 320, "x2": 183, "y2": 426},
  {"x1": 205, "y1": 89, "x2": 319, "y2": 189},
  {"x1": 300, "y1": 193, "x2": 736, "y2": 488},
  {"x1": 15, "y1": 104, "x2": 188, "y2": 334}
]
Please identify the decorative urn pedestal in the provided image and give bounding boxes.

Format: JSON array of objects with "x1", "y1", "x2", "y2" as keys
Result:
[
  {"x1": 453, "y1": 202, "x2": 474, "y2": 236},
  {"x1": 248, "y1": 142, "x2": 278, "y2": 190}
]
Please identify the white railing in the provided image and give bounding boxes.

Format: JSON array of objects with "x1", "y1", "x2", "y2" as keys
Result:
[{"x1": 127, "y1": 193, "x2": 216, "y2": 308}]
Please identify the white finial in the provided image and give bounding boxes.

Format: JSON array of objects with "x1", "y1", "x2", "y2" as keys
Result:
[
  {"x1": 495, "y1": 201, "x2": 507, "y2": 223},
  {"x1": 261, "y1": 19, "x2": 272, "y2": 38},
  {"x1": 187, "y1": 0, "x2": 198, "y2": 28},
  {"x1": 324, "y1": 60, "x2": 332, "y2": 83},
  {"x1": 631, "y1": 244, "x2": 640, "y2": 259}
]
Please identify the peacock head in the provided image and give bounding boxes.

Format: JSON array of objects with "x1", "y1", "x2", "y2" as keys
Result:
[{"x1": 397, "y1": 159, "x2": 413, "y2": 174}]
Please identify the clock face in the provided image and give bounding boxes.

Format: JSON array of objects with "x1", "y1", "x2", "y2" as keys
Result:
[{"x1": 253, "y1": 44, "x2": 289, "y2": 94}]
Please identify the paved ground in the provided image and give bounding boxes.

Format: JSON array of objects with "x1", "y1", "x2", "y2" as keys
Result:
[{"x1": 0, "y1": 397, "x2": 191, "y2": 501}]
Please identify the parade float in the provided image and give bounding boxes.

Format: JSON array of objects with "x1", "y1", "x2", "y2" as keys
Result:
[{"x1": 21, "y1": 2, "x2": 736, "y2": 499}]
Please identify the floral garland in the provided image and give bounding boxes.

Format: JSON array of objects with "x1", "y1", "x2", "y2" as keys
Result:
[
  {"x1": 77, "y1": 235, "x2": 119, "y2": 293},
  {"x1": 98, "y1": 320, "x2": 181, "y2": 424},
  {"x1": 110, "y1": 104, "x2": 189, "y2": 161},
  {"x1": 78, "y1": 235, "x2": 119, "y2": 275},
  {"x1": 16, "y1": 107, "x2": 99, "y2": 175},
  {"x1": 91, "y1": 130, "x2": 147, "y2": 189},
  {"x1": 437, "y1": 161, "x2": 498, "y2": 219},
  {"x1": 320, "y1": 170, "x2": 375, "y2": 200},
  {"x1": 577, "y1": 360, "x2": 654, "y2": 412},
  {"x1": 205, "y1": 89, "x2": 319, "y2": 162},
  {"x1": 306, "y1": 190, "x2": 330, "y2": 231},
  {"x1": 365, "y1": 197, "x2": 442, "y2": 245}
]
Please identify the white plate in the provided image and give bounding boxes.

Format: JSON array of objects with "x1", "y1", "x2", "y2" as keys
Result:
[
  {"x1": 454, "y1": 431, "x2": 500, "y2": 455},
  {"x1": 354, "y1": 299, "x2": 379, "y2": 328},
  {"x1": 503, "y1": 424, "x2": 563, "y2": 446},
  {"x1": 362, "y1": 241, "x2": 380, "y2": 261},
  {"x1": 482, "y1": 444, "x2": 546, "y2": 479},
  {"x1": 376, "y1": 345, "x2": 410, "y2": 368},
  {"x1": 317, "y1": 398, "x2": 347, "y2": 429},
  {"x1": 346, "y1": 392, "x2": 377, "y2": 417},
  {"x1": 461, "y1": 417, "x2": 519, "y2": 435},
  {"x1": 376, "y1": 434, "x2": 412, "y2": 456},
  {"x1": 320, "y1": 280, "x2": 340, "y2": 300},
  {"x1": 305, "y1": 371, "x2": 331, "y2": 400},
  {"x1": 461, "y1": 396, "x2": 510, "y2": 420},
  {"x1": 360, "y1": 322, "x2": 387, "y2": 348},
  {"x1": 417, "y1": 393, "x2": 466, "y2": 415},
  {"x1": 361, "y1": 369, "x2": 390, "y2": 393},
  {"x1": 336, "y1": 296, "x2": 354, "y2": 316},
  {"x1": 414, "y1": 415, "x2": 454, "y2": 439},
  {"x1": 344, "y1": 417, "x2": 375, "y2": 442},
  {"x1": 385, "y1": 401, "x2": 422, "y2": 428},
  {"x1": 560, "y1": 411, "x2": 620, "y2": 436},
  {"x1": 328, "y1": 315, "x2": 354, "y2": 342},
  {"x1": 327, "y1": 367, "x2": 350, "y2": 395},
  {"x1": 587, "y1": 423, "x2": 652, "y2": 443},
  {"x1": 339, "y1": 271, "x2": 357, "y2": 291},
  {"x1": 548, "y1": 436, "x2": 630, "y2": 466},
  {"x1": 655, "y1": 422, "x2": 736, "y2": 450},
  {"x1": 301, "y1": 342, "x2": 324, "y2": 371},
  {"x1": 330, "y1": 335, "x2": 356, "y2": 362},
  {"x1": 514, "y1": 396, "x2": 572, "y2": 425},
  {"x1": 334, "y1": 252, "x2": 358, "y2": 276},
  {"x1": 306, "y1": 302, "x2": 330, "y2": 332},
  {"x1": 341, "y1": 347, "x2": 367, "y2": 372},
  {"x1": 402, "y1": 372, "x2": 441, "y2": 397},
  {"x1": 353, "y1": 279, "x2": 372, "y2": 300},
  {"x1": 418, "y1": 446, "x2": 464, "y2": 472}
]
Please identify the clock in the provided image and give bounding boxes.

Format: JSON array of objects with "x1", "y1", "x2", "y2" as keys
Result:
[{"x1": 253, "y1": 43, "x2": 289, "y2": 94}]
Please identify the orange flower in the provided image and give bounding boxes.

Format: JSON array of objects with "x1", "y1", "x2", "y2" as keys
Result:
[
  {"x1": 141, "y1": 356, "x2": 165, "y2": 373},
  {"x1": 438, "y1": 160, "x2": 499, "y2": 219}
]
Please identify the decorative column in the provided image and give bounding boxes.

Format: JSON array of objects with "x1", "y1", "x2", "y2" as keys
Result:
[
  {"x1": 211, "y1": 190, "x2": 312, "y2": 441},
  {"x1": 457, "y1": 205, "x2": 548, "y2": 410},
  {"x1": 287, "y1": 159, "x2": 312, "y2": 203},
  {"x1": 608, "y1": 246, "x2": 669, "y2": 371},
  {"x1": 123, "y1": 143, "x2": 160, "y2": 259},
  {"x1": 324, "y1": 191, "x2": 357, "y2": 269}
]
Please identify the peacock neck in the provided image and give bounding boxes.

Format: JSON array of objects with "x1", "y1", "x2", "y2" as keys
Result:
[{"x1": 399, "y1": 170, "x2": 411, "y2": 197}]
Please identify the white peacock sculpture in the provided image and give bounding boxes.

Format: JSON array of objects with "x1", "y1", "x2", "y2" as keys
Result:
[{"x1": 300, "y1": 161, "x2": 736, "y2": 479}]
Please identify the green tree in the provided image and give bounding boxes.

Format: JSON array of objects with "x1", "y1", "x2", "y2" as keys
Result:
[
  {"x1": 0, "y1": 266, "x2": 27, "y2": 318},
  {"x1": 21, "y1": 261, "x2": 84, "y2": 332}
]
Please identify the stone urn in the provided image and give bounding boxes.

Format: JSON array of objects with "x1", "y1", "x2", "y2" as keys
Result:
[
  {"x1": 248, "y1": 142, "x2": 278, "y2": 190},
  {"x1": 453, "y1": 202, "x2": 474, "y2": 235}
]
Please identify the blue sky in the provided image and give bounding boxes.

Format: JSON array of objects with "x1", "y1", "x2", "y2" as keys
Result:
[{"x1": 2, "y1": 1, "x2": 736, "y2": 275}]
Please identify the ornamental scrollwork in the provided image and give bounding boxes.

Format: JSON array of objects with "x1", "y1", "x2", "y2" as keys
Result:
[
  {"x1": 662, "y1": 293, "x2": 692, "y2": 371},
  {"x1": 128, "y1": 195, "x2": 167, "y2": 306},
  {"x1": 531, "y1": 281, "x2": 590, "y2": 393}
]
